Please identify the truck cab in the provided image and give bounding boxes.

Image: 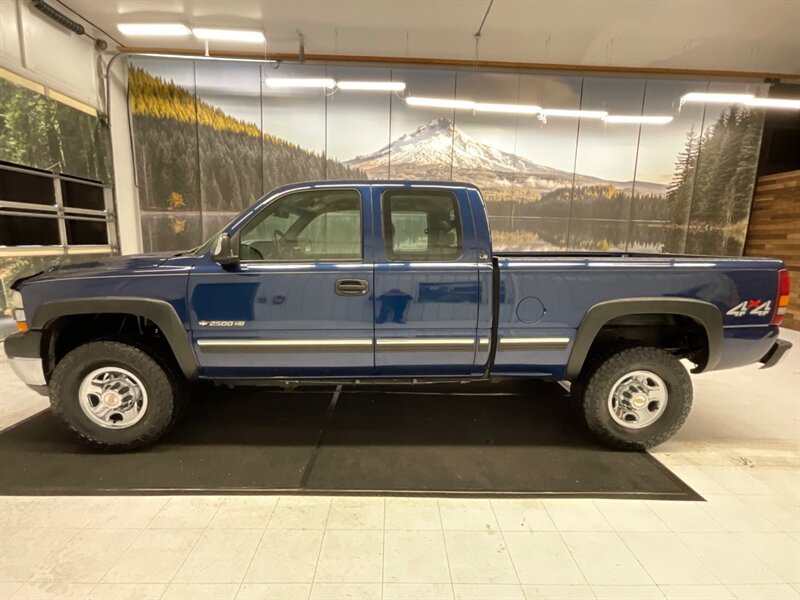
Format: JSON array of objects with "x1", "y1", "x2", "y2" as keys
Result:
[{"x1": 190, "y1": 182, "x2": 489, "y2": 380}]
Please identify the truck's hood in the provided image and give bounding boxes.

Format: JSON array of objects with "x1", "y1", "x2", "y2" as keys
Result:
[{"x1": 15, "y1": 252, "x2": 187, "y2": 286}]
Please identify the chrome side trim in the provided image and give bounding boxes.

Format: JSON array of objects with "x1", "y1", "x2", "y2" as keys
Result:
[
  {"x1": 378, "y1": 262, "x2": 478, "y2": 269},
  {"x1": 409, "y1": 184, "x2": 466, "y2": 190},
  {"x1": 7, "y1": 356, "x2": 46, "y2": 387},
  {"x1": 376, "y1": 337, "x2": 476, "y2": 352},
  {"x1": 498, "y1": 337, "x2": 570, "y2": 351},
  {"x1": 239, "y1": 263, "x2": 372, "y2": 270},
  {"x1": 196, "y1": 339, "x2": 373, "y2": 353}
]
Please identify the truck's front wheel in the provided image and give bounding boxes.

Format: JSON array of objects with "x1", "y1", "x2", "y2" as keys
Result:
[
  {"x1": 49, "y1": 341, "x2": 179, "y2": 450},
  {"x1": 579, "y1": 346, "x2": 692, "y2": 450}
]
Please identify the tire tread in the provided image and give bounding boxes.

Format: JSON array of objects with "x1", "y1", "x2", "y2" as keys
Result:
[
  {"x1": 581, "y1": 346, "x2": 692, "y2": 451},
  {"x1": 49, "y1": 341, "x2": 178, "y2": 450}
]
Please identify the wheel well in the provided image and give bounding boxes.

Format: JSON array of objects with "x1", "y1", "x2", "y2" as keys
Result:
[
  {"x1": 42, "y1": 313, "x2": 179, "y2": 380},
  {"x1": 579, "y1": 313, "x2": 709, "y2": 380}
]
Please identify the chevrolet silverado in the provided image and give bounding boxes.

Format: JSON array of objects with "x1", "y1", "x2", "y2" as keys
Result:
[{"x1": 4, "y1": 181, "x2": 792, "y2": 450}]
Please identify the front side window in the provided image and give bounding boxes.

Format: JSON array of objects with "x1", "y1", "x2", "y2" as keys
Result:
[
  {"x1": 382, "y1": 190, "x2": 462, "y2": 261},
  {"x1": 239, "y1": 189, "x2": 362, "y2": 262}
]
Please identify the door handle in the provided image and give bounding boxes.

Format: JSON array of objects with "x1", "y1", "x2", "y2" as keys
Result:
[{"x1": 335, "y1": 278, "x2": 369, "y2": 296}]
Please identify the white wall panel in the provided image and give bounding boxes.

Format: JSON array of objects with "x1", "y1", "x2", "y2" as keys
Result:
[{"x1": 1, "y1": 0, "x2": 99, "y2": 108}]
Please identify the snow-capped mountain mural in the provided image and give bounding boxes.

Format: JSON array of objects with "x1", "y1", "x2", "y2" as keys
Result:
[{"x1": 345, "y1": 117, "x2": 667, "y2": 197}]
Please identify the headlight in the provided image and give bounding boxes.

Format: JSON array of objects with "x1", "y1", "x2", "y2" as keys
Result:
[{"x1": 11, "y1": 291, "x2": 27, "y2": 332}]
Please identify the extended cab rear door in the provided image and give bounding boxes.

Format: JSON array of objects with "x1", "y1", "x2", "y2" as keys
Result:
[{"x1": 370, "y1": 184, "x2": 481, "y2": 376}]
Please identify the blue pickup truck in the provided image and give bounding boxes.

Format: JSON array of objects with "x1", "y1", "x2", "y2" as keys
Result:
[{"x1": 4, "y1": 181, "x2": 792, "y2": 450}]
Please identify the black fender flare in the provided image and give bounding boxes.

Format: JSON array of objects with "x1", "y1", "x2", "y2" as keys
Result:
[
  {"x1": 31, "y1": 297, "x2": 199, "y2": 379},
  {"x1": 565, "y1": 297, "x2": 723, "y2": 380}
]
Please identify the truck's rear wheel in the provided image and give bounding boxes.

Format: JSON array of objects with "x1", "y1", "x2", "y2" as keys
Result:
[
  {"x1": 579, "y1": 346, "x2": 692, "y2": 450},
  {"x1": 50, "y1": 341, "x2": 179, "y2": 450}
]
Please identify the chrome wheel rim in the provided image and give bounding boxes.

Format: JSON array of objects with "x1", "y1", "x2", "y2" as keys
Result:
[
  {"x1": 607, "y1": 370, "x2": 668, "y2": 429},
  {"x1": 78, "y1": 367, "x2": 148, "y2": 429}
]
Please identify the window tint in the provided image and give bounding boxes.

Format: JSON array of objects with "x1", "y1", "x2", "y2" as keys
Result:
[
  {"x1": 239, "y1": 189, "x2": 362, "y2": 261},
  {"x1": 382, "y1": 190, "x2": 462, "y2": 261}
]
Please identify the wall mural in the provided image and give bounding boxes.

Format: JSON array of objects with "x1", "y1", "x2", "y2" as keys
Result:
[
  {"x1": 0, "y1": 78, "x2": 112, "y2": 184},
  {"x1": 129, "y1": 58, "x2": 767, "y2": 255}
]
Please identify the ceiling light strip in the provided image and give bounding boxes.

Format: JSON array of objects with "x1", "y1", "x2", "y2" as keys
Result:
[
  {"x1": 117, "y1": 23, "x2": 191, "y2": 36},
  {"x1": 337, "y1": 81, "x2": 406, "y2": 91},
  {"x1": 541, "y1": 109, "x2": 608, "y2": 119},
  {"x1": 745, "y1": 97, "x2": 800, "y2": 109},
  {"x1": 265, "y1": 78, "x2": 336, "y2": 89},
  {"x1": 406, "y1": 97, "x2": 475, "y2": 109},
  {"x1": 680, "y1": 92, "x2": 755, "y2": 105},
  {"x1": 192, "y1": 28, "x2": 265, "y2": 43},
  {"x1": 681, "y1": 92, "x2": 800, "y2": 110},
  {"x1": 603, "y1": 115, "x2": 674, "y2": 124}
]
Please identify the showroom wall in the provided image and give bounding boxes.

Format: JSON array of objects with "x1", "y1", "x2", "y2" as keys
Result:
[
  {"x1": 129, "y1": 58, "x2": 769, "y2": 256},
  {"x1": 745, "y1": 170, "x2": 800, "y2": 330}
]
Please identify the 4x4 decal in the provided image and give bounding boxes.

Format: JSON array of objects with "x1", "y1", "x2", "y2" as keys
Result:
[{"x1": 726, "y1": 300, "x2": 772, "y2": 317}]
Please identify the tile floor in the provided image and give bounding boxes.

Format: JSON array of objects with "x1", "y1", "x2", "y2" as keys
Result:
[{"x1": 0, "y1": 329, "x2": 798, "y2": 600}]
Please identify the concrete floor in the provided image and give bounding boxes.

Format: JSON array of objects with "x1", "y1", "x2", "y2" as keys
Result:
[{"x1": 0, "y1": 329, "x2": 798, "y2": 600}]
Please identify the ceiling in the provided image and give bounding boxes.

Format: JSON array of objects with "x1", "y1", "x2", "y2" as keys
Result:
[{"x1": 61, "y1": 0, "x2": 800, "y2": 75}]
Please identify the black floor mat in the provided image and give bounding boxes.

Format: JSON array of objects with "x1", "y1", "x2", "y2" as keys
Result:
[{"x1": 0, "y1": 381, "x2": 700, "y2": 499}]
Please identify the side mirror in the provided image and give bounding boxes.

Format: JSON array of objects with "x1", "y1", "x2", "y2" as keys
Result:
[{"x1": 210, "y1": 233, "x2": 238, "y2": 266}]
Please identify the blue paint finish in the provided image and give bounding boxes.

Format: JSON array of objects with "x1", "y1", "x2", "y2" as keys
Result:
[
  {"x1": 516, "y1": 297, "x2": 545, "y2": 324},
  {"x1": 187, "y1": 185, "x2": 376, "y2": 377},
  {"x1": 11, "y1": 180, "x2": 790, "y2": 385},
  {"x1": 717, "y1": 325, "x2": 779, "y2": 370},
  {"x1": 370, "y1": 185, "x2": 482, "y2": 375}
]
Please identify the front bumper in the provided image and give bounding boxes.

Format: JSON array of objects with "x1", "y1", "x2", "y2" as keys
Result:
[
  {"x1": 4, "y1": 331, "x2": 47, "y2": 394},
  {"x1": 759, "y1": 339, "x2": 793, "y2": 369}
]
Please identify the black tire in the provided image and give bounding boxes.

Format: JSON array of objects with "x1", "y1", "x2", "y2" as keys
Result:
[
  {"x1": 579, "y1": 346, "x2": 692, "y2": 451},
  {"x1": 49, "y1": 341, "x2": 179, "y2": 450}
]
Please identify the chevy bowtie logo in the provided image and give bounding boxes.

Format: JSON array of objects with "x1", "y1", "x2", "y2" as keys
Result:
[{"x1": 198, "y1": 320, "x2": 246, "y2": 327}]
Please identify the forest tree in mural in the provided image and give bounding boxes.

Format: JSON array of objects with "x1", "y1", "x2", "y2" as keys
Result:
[
  {"x1": 0, "y1": 79, "x2": 112, "y2": 183},
  {"x1": 129, "y1": 67, "x2": 365, "y2": 250},
  {"x1": 666, "y1": 106, "x2": 764, "y2": 254}
]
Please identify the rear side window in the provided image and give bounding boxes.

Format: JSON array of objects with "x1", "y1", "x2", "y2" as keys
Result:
[{"x1": 382, "y1": 190, "x2": 462, "y2": 261}]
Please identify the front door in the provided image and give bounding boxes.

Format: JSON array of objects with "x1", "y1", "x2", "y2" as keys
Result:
[
  {"x1": 371, "y1": 185, "x2": 481, "y2": 376},
  {"x1": 188, "y1": 186, "x2": 374, "y2": 379}
]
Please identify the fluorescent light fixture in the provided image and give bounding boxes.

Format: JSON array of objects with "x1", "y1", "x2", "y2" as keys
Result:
[
  {"x1": 117, "y1": 23, "x2": 191, "y2": 36},
  {"x1": 406, "y1": 97, "x2": 542, "y2": 115},
  {"x1": 474, "y1": 102, "x2": 541, "y2": 115},
  {"x1": 603, "y1": 115, "x2": 674, "y2": 124},
  {"x1": 337, "y1": 81, "x2": 406, "y2": 91},
  {"x1": 406, "y1": 97, "x2": 475, "y2": 109},
  {"x1": 138, "y1": 53, "x2": 275, "y2": 64},
  {"x1": 192, "y1": 28, "x2": 265, "y2": 43},
  {"x1": 680, "y1": 92, "x2": 754, "y2": 105},
  {"x1": 681, "y1": 92, "x2": 800, "y2": 110},
  {"x1": 745, "y1": 97, "x2": 800, "y2": 109},
  {"x1": 265, "y1": 78, "x2": 335, "y2": 89},
  {"x1": 541, "y1": 109, "x2": 608, "y2": 119}
]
